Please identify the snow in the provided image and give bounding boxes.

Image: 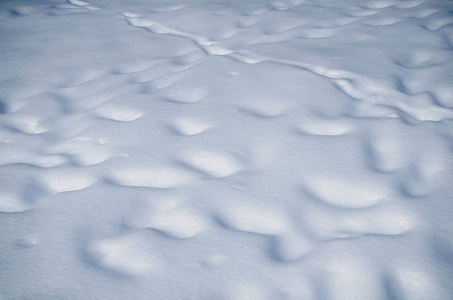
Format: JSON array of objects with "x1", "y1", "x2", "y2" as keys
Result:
[{"x1": 1, "y1": 0, "x2": 453, "y2": 299}]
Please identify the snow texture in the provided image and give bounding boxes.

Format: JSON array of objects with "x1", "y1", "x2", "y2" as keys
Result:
[{"x1": 1, "y1": 0, "x2": 453, "y2": 299}]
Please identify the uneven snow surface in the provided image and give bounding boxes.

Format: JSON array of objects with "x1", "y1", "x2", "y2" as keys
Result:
[{"x1": 1, "y1": 0, "x2": 453, "y2": 299}]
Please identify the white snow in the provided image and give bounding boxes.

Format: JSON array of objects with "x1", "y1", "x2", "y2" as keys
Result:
[{"x1": 1, "y1": 0, "x2": 453, "y2": 299}]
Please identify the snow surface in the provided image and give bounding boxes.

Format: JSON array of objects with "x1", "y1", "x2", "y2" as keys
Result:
[{"x1": 1, "y1": 0, "x2": 453, "y2": 299}]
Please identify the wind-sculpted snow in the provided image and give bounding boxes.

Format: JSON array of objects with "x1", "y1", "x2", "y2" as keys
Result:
[{"x1": 1, "y1": 0, "x2": 453, "y2": 299}]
